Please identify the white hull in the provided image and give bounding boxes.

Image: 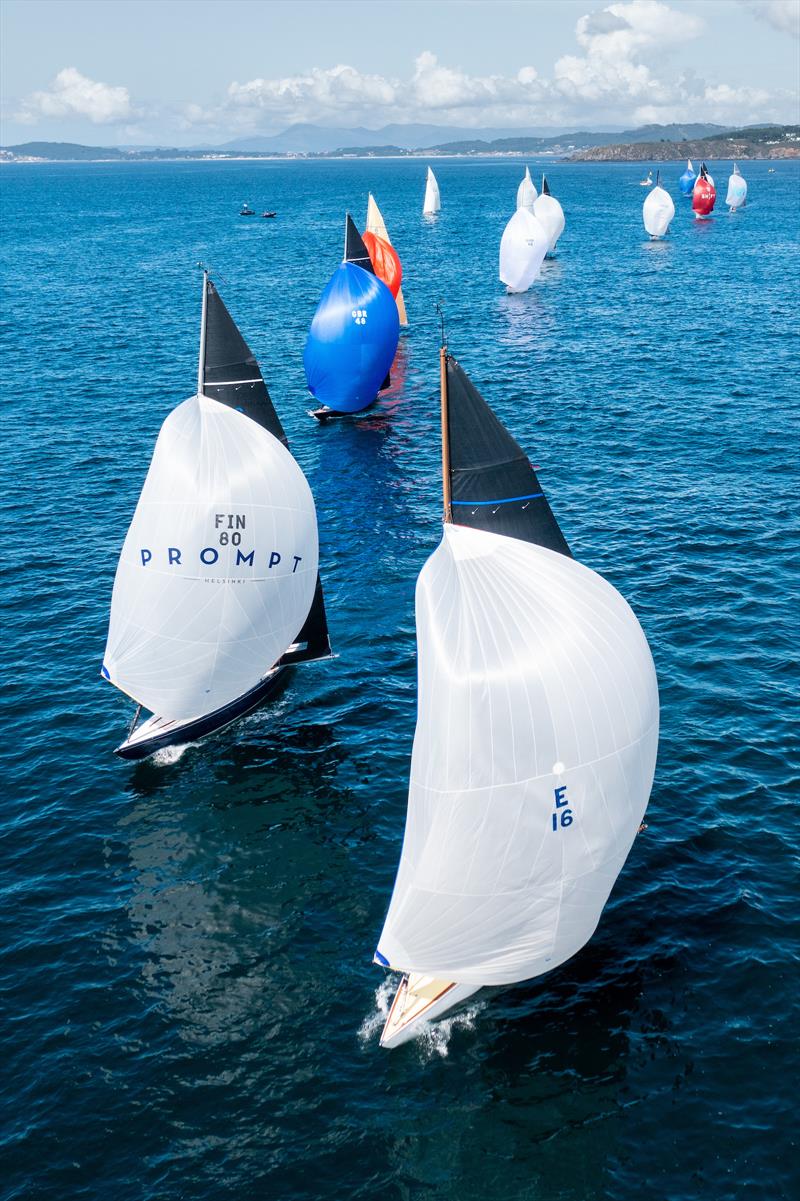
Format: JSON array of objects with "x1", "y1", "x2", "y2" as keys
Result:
[{"x1": 379, "y1": 973, "x2": 480, "y2": 1049}]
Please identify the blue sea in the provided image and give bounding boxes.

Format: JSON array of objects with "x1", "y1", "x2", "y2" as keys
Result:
[{"x1": 1, "y1": 157, "x2": 798, "y2": 1201}]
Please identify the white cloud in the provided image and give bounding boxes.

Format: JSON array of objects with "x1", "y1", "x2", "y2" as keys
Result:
[
  {"x1": 216, "y1": 2, "x2": 789, "y2": 134},
  {"x1": 14, "y1": 1, "x2": 793, "y2": 140},
  {"x1": 228, "y1": 64, "x2": 397, "y2": 120},
  {"x1": 18, "y1": 67, "x2": 134, "y2": 125},
  {"x1": 553, "y1": 1, "x2": 703, "y2": 105},
  {"x1": 743, "y1": 1, "x2": 800, "y2": 38}
]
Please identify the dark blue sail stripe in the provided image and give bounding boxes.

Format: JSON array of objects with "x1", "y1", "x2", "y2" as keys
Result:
[{"x1": 451, "y1": 491, "x2": 544, "y2": 507}]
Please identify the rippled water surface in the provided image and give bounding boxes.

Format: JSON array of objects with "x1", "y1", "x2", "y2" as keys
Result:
[{"x1": 1, "y1": 158, "x2": 798, "y2": 1200}]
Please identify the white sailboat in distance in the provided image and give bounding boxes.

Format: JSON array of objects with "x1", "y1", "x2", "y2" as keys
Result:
[
  {"x1": 423, "y1": 166, "x2": 441, "y2": 216},
  {"x1": 373, "y1": 333, "x2": 659, "y2": 1048},
  {"x1": 642, "y1": 170, "x2": 675, "y2": 238},
  {"x1": 499, "y1": 207, "x2": 549, "y2": 292},
  {"x1": 725, "y1": 163, "x2": 748, "y2": 211},
  {"x1": 516, "y1": 165, "x2": 537, "y2": 210},
  {"x1": 533, "y1": 175, "x2": 566, "y2": 254},
  {"x1": 102, "y1": 271, "x2": 331, "y2": 759}
]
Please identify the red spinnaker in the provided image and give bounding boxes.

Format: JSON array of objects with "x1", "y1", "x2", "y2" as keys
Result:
[
  {"x1": 692, "y1": 175, "x2": 716, "y2": 217},
  {"x1": 362, "y1": 231, "x2": 403, "y2": 297}
]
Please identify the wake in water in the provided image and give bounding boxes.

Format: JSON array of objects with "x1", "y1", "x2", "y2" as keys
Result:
[
  {"x1": 149, "y1": 743, "x2": 193, "y2": 767},
  {"x1": 358, "y1": 978, "x2": 484, "y2": 1059}
]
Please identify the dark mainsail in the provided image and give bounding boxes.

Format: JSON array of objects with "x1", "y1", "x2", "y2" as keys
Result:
[
  {"x1": 344, "y1": 213, "x2": 375, "y2": 273},
  {"x1": 202, "y1": 280, "x2": 288, "y2": 444},
  {"x1": 542, "y1": 175, "x2": 551, "y2": 196},
  {"x1": 445, "y1": 356, "x2": 571, "y2": 556},
  {"x1": 201, "y1": 277, "x2": 331, "y2": 660}
]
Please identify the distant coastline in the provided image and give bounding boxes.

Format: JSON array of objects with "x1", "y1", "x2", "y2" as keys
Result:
[{"x1": 2, "y1": 124, "x2": 798, "y2": 164}]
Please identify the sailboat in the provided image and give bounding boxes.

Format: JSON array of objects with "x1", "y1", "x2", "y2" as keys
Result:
[
  {"x1": 642, "y1": 170, "x2": 675, "y2": 238},
  {"x1": 499, "y1": 206, "x2": 549, "y2": 292},
  {"x1": 365, "y1": 193, "x2": 408, "y2": 326},
  {"x1": 639, "y1": 170, "x2": 653, "y2": 187},
  {"x1": 423, "y1": 166, "x2": 441, "y2": 216},
  {"x1": 725, "y1": 163, "x2": 748, "y2": 211},
  {"x1": 103, "y1": 272, "x2": 332, "y2": 760},
  {"x1": 516, "y1": 166, "x2": 537, "y2": 211},
  {"x1": 374, "y1": 336, "x2": 659, "y2": 1048},
  {"x1": 532, "y1": 175, "x2": 566, "y2": 254},
  {"x1": 679, "y1": 159, "x2": 696, "y2": 195},
  {"x1": 304, "y1": 214, "x2": 400, "y2": 419},
  {"x1": 692, "y1": 163, "x2": 716, "y2": 218}
]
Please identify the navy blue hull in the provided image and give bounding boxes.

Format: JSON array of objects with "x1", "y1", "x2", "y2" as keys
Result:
[{"x1": 115, "y1": 668, "x2": 289, "y2": 761}]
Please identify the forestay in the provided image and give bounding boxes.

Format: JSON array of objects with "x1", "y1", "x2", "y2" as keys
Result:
[
  {"x1": 103, "y1": 395, "x2": 319, "y2": 721},
  {"x1": 499, "y1": 207, "x2": 549, "y2": 292},
  {"x1": 376, "y1": 522, "x2": 659, "y2": 985}
]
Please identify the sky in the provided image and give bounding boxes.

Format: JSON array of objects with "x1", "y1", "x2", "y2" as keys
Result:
[{"x1": 1, "y1": 0, "x2": 798, "y2": 145}]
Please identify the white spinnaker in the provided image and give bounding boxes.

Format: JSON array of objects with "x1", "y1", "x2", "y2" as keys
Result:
[
  {"x1": 104, "y1": 394, "x2": 319, "y2": 721},
  {"x1": 499, "y1": 208, "x2": 549, "y2": 292},
  {"x1": 726, "y1": 167, "x2": 747, "y2": 209},
  {"x1": 423, "y1": 167, "x2": 441, "y2": 214},
  {"x1": 642, "y1": 183, "x2": 675, "y2": 237},
  {"x1": 366, "y1": 192, "x2": 408, "y2": 326},
  {"x1": 516, "y1": 166, "x2": 537, "y2": 210},
  {"x1": 377, "y1": 524, "x2": 659, "y2": 986},
  {"x1": 533, "y1": 192, "x2": 566, "y2": 252}
]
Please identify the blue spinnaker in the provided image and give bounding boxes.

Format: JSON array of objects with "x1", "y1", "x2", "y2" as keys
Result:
[
  {"x1": 304, "y1": 263, "x2": 400, "y2": 414},
  {"x1": 679, "y1": 163, "x2": 696, "y2": 195}
]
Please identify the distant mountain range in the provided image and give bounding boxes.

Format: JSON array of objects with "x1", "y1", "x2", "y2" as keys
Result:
[
  {"x1": 2, "y1": 123, "x2": 791, "y2": 163},
  {"x1": 212, "y1": 122, "x2": 590, "y2": 153}
]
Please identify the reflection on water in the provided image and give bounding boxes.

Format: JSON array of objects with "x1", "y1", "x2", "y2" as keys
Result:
[
  {"x1": 121, "y1": 723, "x2": 363, "y2": 1047},
  {"x1": 495, "y1": 286, "x2": 557, "y2": 353}
]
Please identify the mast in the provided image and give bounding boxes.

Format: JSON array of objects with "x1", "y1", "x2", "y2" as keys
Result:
[
  {"x1": 439, "y1": 315, "x2": 452, "y2": 524},
  {"x1": 197, "y1": 269, "x2": 208, "y2": 395}
]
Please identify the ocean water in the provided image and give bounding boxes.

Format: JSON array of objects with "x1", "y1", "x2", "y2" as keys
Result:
[{"x1": 1, "y1": 157, "x2": 798, "y2": 1201}]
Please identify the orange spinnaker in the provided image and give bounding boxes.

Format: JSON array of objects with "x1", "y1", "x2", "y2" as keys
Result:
[{"x1": 362, "y1": 231, "x2": 402, "y2": 297}]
